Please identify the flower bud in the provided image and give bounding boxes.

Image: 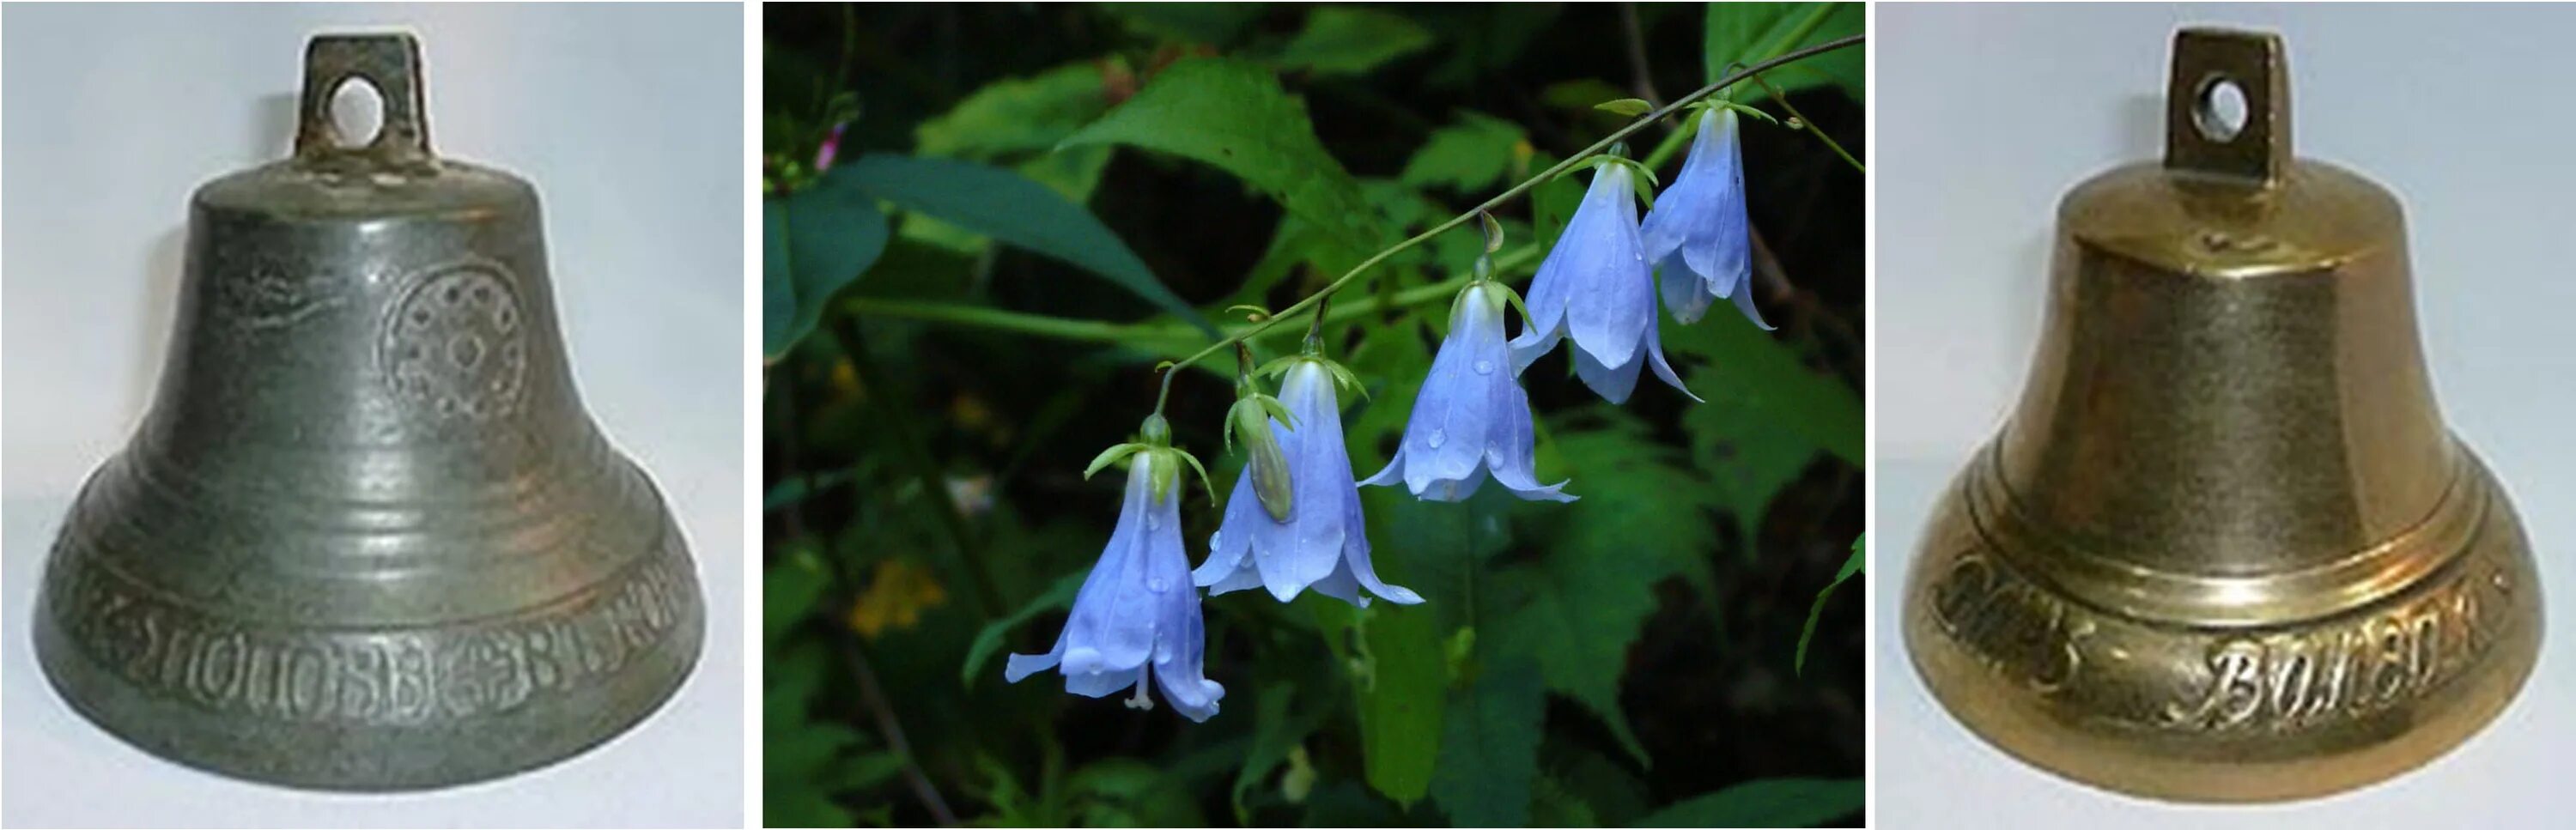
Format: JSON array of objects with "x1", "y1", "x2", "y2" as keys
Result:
[{"x1": 1230, "y1": 394, "x2": 1295, "y2": 522}]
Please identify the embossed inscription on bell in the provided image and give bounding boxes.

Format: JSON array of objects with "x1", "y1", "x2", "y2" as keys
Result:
[
  {"x1": 1901, "y1": 28, "x2": 2543, "y2": 803},
  {"x1": 30, "y1": 33, "x2": 706, "y2": 791}
]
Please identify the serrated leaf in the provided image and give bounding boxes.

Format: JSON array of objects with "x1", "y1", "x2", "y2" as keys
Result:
[
  {"x1": 834, "y1": 154, "x2": 1215, "y2": 336},
  {"x1": 1662, "y1": 309, "x2": 1860, "y2": 465},
  {"x1": 1276, "y1": 6, "x2": 1433, "y2": 76},
  {"x1": 1632, "y1": 777, "x2": 1863, "y2": 827},
  {"x1": 1400, "y1": 111, "x2": 1527, "y2": 192},
  {"x1": 1493, "y1": 411, "x2": 1718, "y2": 766},
  {"x1": 959, "y1": 570, "x2": 1085, "y2": 686},
  {"x1": 1796, "y1": 535, "x2": 1863, "y2": 676},
  {"x1": 1061, "y1": 58, "x2": 1386, "y2": 258},
  {"x1": 1595, "y1": 97, "x2": 1653, "y2": 117},
  {"x1": 1429, "y1": 657, "x2": 1545, "y2": 827},
  {"x1": 764, "y1": 184, "x2": 888, "y2": 360},
  {"x1": 1681, "y1": 383, "x2": 1818, "y2": 551},
  {"x1": 1704, "y1": 2, "x2": 1864, "y2": 99}
]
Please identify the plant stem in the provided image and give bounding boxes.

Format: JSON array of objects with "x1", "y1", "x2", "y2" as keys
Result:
[
  {"x1": 854, "y1": 243, "x2": 1543, "y2": 368},
  {"x1": 1150, "y1": 34, "x2": 1863, "y2": 385},
  {"x1": 845, "y1": 636, "x2": 959, "y2": 827}
]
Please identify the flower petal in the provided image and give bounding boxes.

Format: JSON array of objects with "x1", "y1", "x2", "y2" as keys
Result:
[{"x1": 1561, "y1": 166, "x2": 1652, "y2": 371}]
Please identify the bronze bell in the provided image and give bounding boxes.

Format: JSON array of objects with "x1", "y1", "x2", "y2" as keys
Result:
[
  {"x1": 1903, "y1": 28, "x2": 2543, "y2": 803},
  {"x1": 31, "y1": 33, "x2": 705, "y2": 791}
]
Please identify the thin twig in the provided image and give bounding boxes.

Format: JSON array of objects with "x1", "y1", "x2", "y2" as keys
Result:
[
  {"x1": 1618, "y1": 3, "x2": 1664, "y2": 108},
  {"x1": 1748, "y1": 73, "x2": 1863, "y2": 173},
  {"x1": 847, "y1": 637, "x2": 960, "y2": 827}
]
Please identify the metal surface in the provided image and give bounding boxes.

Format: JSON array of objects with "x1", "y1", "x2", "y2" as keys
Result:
[
  {"x1": 31, "y1": 33, "x2": 705, "y2": 791},
  {"x1": 1903, "y1": 28, "x2": 2543, "y2": 803}
]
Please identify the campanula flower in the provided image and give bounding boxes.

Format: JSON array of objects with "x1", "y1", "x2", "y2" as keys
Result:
[
  {"x1": 1005, "y1": 426, "x2": 1224, "y2": 721},
  {"x1": 1640, "y1": 107, "x2": 1771, "y2": 329},
  {"x1": 814, "y1": 122, "x2": 847, "y2": 173},
  {"x1": 1364, "y1": 282, "x2": 1574, "y2": 502},
  {"x1": 1509, "y1": 161, "x2": 1698, "y2": 404},
  {"x1": 1197, "y1": 358, "x2": 1423, "y2": 607}
]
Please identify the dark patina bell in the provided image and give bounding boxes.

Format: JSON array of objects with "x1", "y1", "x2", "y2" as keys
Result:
[
  {"x1": 1903, "y1": 28, "x2": 2543, "y2": 802},
  {"x1": 32, "y1": 33, "x2": 705, "y2": 791}
]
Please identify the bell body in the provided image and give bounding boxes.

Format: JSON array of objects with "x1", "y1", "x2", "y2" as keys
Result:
[
  {"x1": 1903, "y1": 29, "x2": 2541, "y2": 802},
  {"x1": 32, "y1": 34, "x2": 703, "y2": 791}
]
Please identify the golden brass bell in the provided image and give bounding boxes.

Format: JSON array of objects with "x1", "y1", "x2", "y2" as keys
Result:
[
  {"x1": 30, "y1": 33, "x2": 704, "y2": 791},
  {"x1": 1903, "y1": 28, "x2": 2543, "y2": 803}
]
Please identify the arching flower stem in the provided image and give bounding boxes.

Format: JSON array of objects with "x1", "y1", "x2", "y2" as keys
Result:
[{"x1": 1141, "y1": 33, "x2": 1862, "y2": 412}]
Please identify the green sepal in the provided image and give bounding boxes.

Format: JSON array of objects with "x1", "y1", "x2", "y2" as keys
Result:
[
  {"x1": 1567, "y1": 154, "x2": 1659, "y2": 189},
  {"x1": 1084, "y1": 442, "x2": 1149, "y2": 480},
  {"x1": 1158, "y1": 445, "x2": 1218, "y2": 506},
  {"x1": 1688, "y1": 98, "x2": 1778, "y2": 126}
]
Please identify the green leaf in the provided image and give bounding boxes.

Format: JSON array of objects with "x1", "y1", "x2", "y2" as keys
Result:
[
  {"x1": 1595, "y1": 97, "x2": 1654, "y2": 117},
  {"x1": 1429, "y1": 657, "x2": 1545, "y2": 827},
  {"x1": 915, "y1": 61, "x2": 1119, "y2": 160},
  {"x1": 1704, "y1": 2, "x2": 1864, "y2": 99},
  {"x1": 1681, "y1": 382, "x2": 1819, "y2": 551},
  {"x1": 764, "y1": 182, "x2": 888, "y2": 360},
  {"x1": 1098, "y1": 2, "x2": 1269, "y2": 45},
  {"x1": 833, "y1": 155, "x2": 1216, "y2": 336},
  {"x1": 1631, "y1": 778, "x2": 1864, "y2": 827},
  {"x1": 763, "y1": 550, "x2": 831, "y2": 646},
  {"x1": 1275, "y1": 6, "x2": 1434, "y2": 76},
  {"x1": 1312, "y1": 599, "x2": 1445, "y2": 808},
  {"x1": 1796, "y1": 535, "x2": 1864, "y2": 675},
  {"x1": 959, "y1": 570, "x2": 1086, "y2": 685},
  {"x1": 1399, "y1": 111, "x2": 1527, "y2": 192},
  {"x1": 1494, "y1": 412, "x2": 1719, "y2": 766},
  {"x1": 1061, "y1": 57, "x2": 1386, "y2": 258},
  {"x1": 1662, "y1": 312, "x2": 1861, "y2": 465}
]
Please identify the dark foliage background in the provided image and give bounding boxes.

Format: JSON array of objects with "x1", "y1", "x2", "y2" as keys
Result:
[{"x1": 762, "y1": 3, "x2": 1862, "y2": 827}]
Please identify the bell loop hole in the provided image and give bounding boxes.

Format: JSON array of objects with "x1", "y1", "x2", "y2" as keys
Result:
[
  {"x1": 329, "y1": 76, "x2": 386, "y2": 149},
  {"x1": 2194, "y1": 75, "x2": 2249, "y2": 143}
]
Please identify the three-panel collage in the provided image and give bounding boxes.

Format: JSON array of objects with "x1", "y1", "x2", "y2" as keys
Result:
[{"x1": 0, "y1": 3, "x2": 2564, "y2": 829}]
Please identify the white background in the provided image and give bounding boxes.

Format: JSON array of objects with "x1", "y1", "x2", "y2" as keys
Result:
[
  {"x1": 1876, "y1": 3, "x2": 2576, "y2": 827},
  {"x1": 1, "y1": 3, "x2": 745, "y2": 827}
]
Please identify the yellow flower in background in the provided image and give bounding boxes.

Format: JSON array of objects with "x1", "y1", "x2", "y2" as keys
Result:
[{"x1": 847, "y1": 558, "x2": 950, "y2": 639}]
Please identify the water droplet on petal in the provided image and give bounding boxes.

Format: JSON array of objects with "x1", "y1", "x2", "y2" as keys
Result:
[
  {"x1": 1427, "y1": 428, "x2": 1446, "y2": 448},
  {"x1": 1145, "y1": 513, "x2": 1162, "y2": 530},
  {"x1": 1148, "y1": 577, "x2": 1169, "y2": 593},
  {"x1": 1473, "y1": 360, "x2": 1495, "y2": 375}
]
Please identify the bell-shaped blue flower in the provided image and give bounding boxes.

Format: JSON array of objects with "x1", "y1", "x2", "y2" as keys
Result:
[
  {"x1": 1509, "y1": 161, "x2": 1698, "y2": 404},
  {"x1": 1005, "y1": 442, "x2": 1224, "y2": 721},
  {"x1": 1363, "y1": 282, "x2": 1575, "y2": 503},
  {"x1": 1640, "y1": 108, "x2": 1771, "y2": 330},
  {"x1": 1197, "y1": 358, "x2": 1423, "y2": 607}
]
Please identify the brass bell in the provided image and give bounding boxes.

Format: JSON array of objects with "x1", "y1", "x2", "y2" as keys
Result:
[
  {"x1": 31, "y1": 33, "x2": 705, "y2": 791},
  {"x1": 1903, "y1": 28, "x2": 2543, "y2": 803}
]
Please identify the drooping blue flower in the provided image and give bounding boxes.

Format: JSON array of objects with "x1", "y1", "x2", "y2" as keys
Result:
[
  {"x1": 1509, "y1": 161, "x2": 1699, "y2": 404},
  {"x1": 1197, "y1": 359, "x2": 1423, "y2": 607},
  {"x1": 1363, "y1": 282, "x2": 1575, "y2": 503},
  {"x1": 1640, "y1": 108, "x2": 1771, "y2": 330},
  {"x1": 1005, "y1": 440, "x2": 1224, "y2": 721}
]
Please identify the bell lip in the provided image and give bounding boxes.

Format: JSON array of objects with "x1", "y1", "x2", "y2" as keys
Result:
[
  {"x1": 1900, "y1": 456, "x2": 2546, "y2": 803},
  {"x1": 190, "y1": 156, "x2": 537, "y2": 223},
  {"x1": 2055, "y1": 157, "x2": 2405, "y2": 280},
  {"x1": 28, "y1": 508, "x2": 708, "y2": 791}
]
